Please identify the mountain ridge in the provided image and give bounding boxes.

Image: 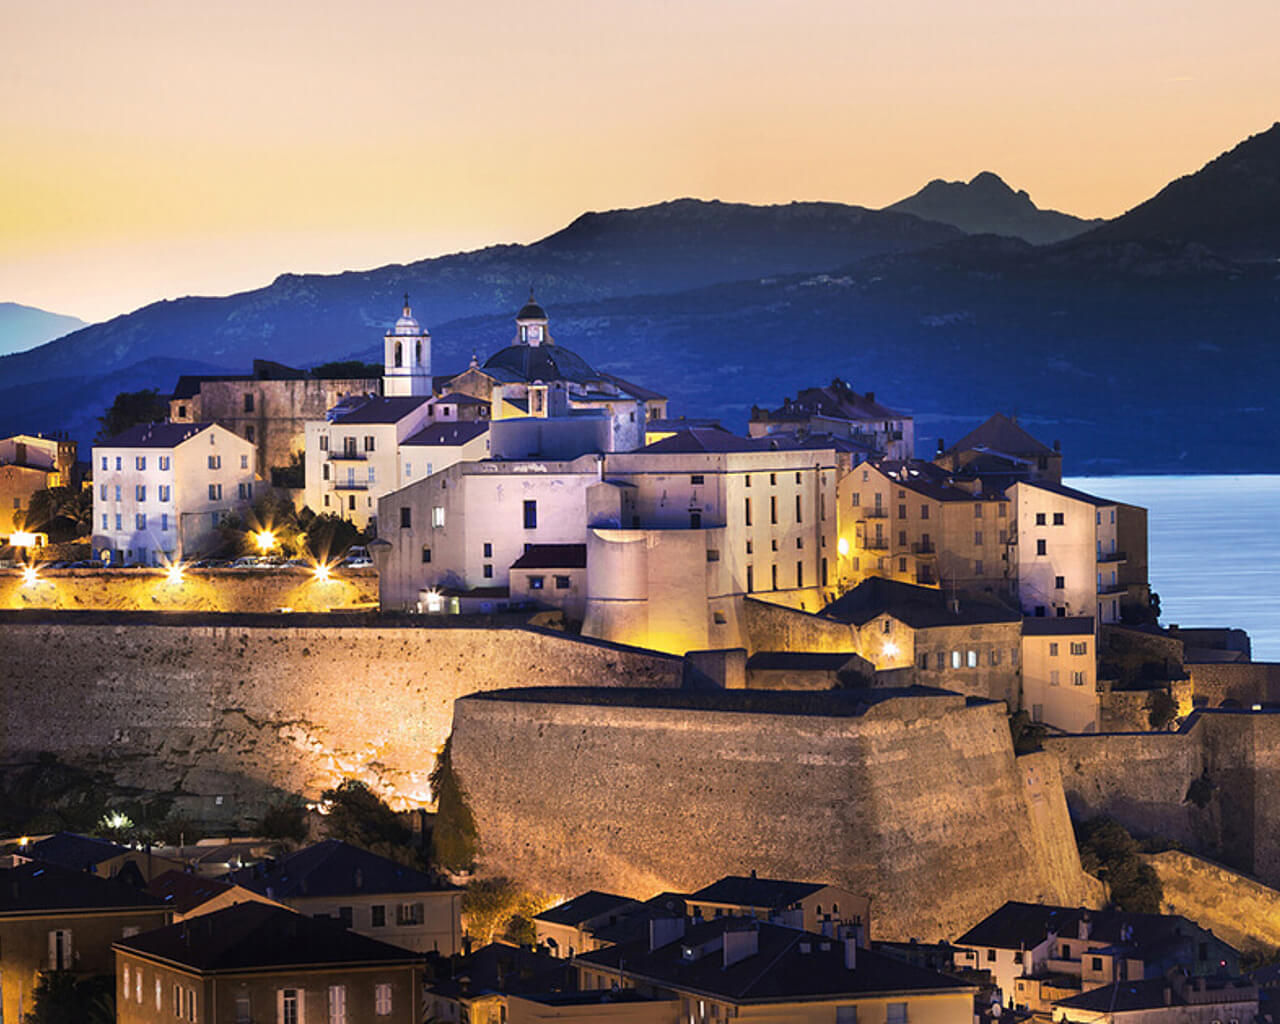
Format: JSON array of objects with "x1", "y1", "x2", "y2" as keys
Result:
[{"x1": 0, "y1": 302, "x2": 87, "y2": 357}]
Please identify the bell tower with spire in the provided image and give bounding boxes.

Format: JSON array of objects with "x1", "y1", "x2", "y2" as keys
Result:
[
  {"x1": 513, "y1": 287, "x2": 552, "y2": 347},
  {"x1": 383, "y1": 294, "x2": 431, "y2": 397}
]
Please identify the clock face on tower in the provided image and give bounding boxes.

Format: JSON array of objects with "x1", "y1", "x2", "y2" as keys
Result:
[{"x1": 528, "y1": 325, "x2": 542, "y2": 342}]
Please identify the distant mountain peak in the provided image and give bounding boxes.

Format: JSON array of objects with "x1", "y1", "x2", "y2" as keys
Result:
[
  {"x1": 886, "y1": 173, "x2": 1100, "y2": 245},
  {"x1": 0, "y1": 302, "x2": 87, "y2": 358}
]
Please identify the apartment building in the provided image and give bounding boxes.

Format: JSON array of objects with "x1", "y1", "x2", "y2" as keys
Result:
[
  {"x1": 0, "y1": 432, "x2": 78, "y2": 536},
  {"x1": 749, "y1": 379, "x2": 915, "y2": 460},
  {"x1": 91, "y1": 422, "x2": 255, "y2": 565},
  {"x1": 1022, "y1": 618, "x2": 1099, "y2": 732}
]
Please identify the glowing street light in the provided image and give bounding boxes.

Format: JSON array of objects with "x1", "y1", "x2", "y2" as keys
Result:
[
  {"x1": 312, "y1": 563, "x2": 331, "y2": 583},
  {"x1": 882, "y1": 640, "x2": 900, "y2": 660},
  {"x1": 254, "y1": 530, "x2": 275, "y2": 553},
  {"x1": 166, "y1": 563, "x2": 185, "y2": 585},
  {"x1": 10, "y1": 531, "x2": 39, "y2": 548},
  {"x1": 837, "y1": 537, "x2": 850, "y2": 556},
  {"x1": 21, "y1": 565, "x2": 39, "y2": 587}
]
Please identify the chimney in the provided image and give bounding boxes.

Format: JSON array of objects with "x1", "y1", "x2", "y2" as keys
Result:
[
  {"x1": 1077, "y1": 913, "x2": 1091, "y2": 941},
  {"x1": 722, "y1": 923, "x2": 759, "y2": 968},
  {"x1": 1053, "y1": 440, "x2": 1061, "y2": 452},
  {"x1": 1163, "y1": 986, "x2": 1172, "y2": 1006},
  {"x1": 936, "y1": 438, "x2": 945, "y2": 455},
  {"x1": 844, "y1": 935, "x2": 858, "y2": 970},
  {"x1": 649, "y1": 916, "x2": 686, "y2": 952}
]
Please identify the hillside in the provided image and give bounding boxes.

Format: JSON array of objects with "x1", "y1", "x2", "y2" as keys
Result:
[
  {"x1": 0, "y1": 302, "x2": 86, "y2": 357},
  {"x1": 887, "y1": 172, "x2": 1101, "y2": 244}
]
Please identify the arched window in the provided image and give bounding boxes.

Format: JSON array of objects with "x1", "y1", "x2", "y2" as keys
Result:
[
  {"x1": 416, "y1": 340, "x2": 422, "y2": 364},
  {"x1": 394, "y1": 341, "x2": 403, "y2": 368}
]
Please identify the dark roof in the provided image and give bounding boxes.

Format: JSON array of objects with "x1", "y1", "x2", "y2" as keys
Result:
[
  {"x1": 1022, "y1": 617, "x2": 1095, "y2": 636},
  {"x1": 172, "y1": 374, "x2": 248, "y2": 400},
  {"x1": 875, "y1": 459, "x2": 1009, "y2": 502},
  {"x1": 0, "y1": 860, "x2": 163, "y2": 914},
  {"x1": 950, "y1": 414, "x2": 1055, "y2": 458},
  {"x1": 332, "y1": 396, "x2": 430, "y2": 425},
  {"x1": 757, "y1": 382, "x2": 908, "y2": 424},
  {"x1": 25, "y1": 831, "x2": 132, "y2": 870},
  {"x1": 483, "y1": 343, "x2": 600, "y2": 385},
  {"x1": 116, "y1": 901, "x2": 420, "y2": 971},
  {"x1": 820, "y1": 578, "x2": 1021, "y2": 630},
  {"x1": 510, "y1": 544, "x2": 587, "y2": 570},
  {"x1": 145, "y1": 871, "x2": 240, "y2": 914},
  {"x1": 516, "y1": 300, "x2": 548, "y2": 321},
  {"x1": 598, "y1": 372, "x2": 666, "y2": 402},
  {"x1": 746, "y1": 652, "x2": 866, "y2": 672},
  {"x1": 432, "y1": 393, "x2": 489, "y2": 406},
  {"x1": 588, "y1": 892, "x2": 690, "y2": 947},
  {"x1": 226, "y1": 839, "x2": 456, "y2": 900},
  {"x1": 646, "y1": 418, "x2": 726, "y2": 432},
  {"x1": 642, "y1": 429, "x2": 764, "y2": 453},
  {"x1": 1054, "y1": 978, "x2": 1256, "y2": 1013},
  {"x1": 400, "y1": 422, "x2": 489, "y2": 447},
  {"x1": 534, "y1": 890, "x2": 637, "y2": 927},
  {"x1": 690, "y1": 876, "x2": 827, "y2": 909},
  {"x1": 426, "y1": 942, "x2": 571, "y2": 1000},
  {"x1": 577, "y1": 918, "x2": 972, "y2": 1003},
  {"x1": 1018, "y1": 478, "x2": 1117, "y2": 507},
  {"x1": 97, "y1": 422, "x2": 216, "y2": 449},
  {"x1": 955, "y1": 902, "x2": 1228, "y2": 960},
  {"x1": 460, "y1": 685, "x2": 971, "y2": 718}
]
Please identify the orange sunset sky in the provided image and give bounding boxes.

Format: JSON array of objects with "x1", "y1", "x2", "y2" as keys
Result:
[{"x1": 3, "y1": 0, "x2": 1278, "y2": 323}]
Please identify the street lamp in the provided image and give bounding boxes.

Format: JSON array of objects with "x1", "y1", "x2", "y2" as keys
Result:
[
  {"x1": 254, "y1": 530, "x2": 275, "y2": 553},
  {"x1": 166, "y1": 563, "x2": 185, "y2": 585},
  {"x1": 21, "y1": 565, "x2": 38, "y2": 587},
  {"x1": 313, "y1": 563, "x2": 331, "y2": 583}
]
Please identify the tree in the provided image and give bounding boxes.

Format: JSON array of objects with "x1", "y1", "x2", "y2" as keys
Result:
[
  {"x1": 304, "y1": 512, "x2": 360, "y2": 563},
  {"x1": 430, "y1": 737, "x2": 478, "y2": 872},
  {"x1": 1076, "y1": 817, "x2": 1164, "y2": 913},
  {"x1": 96, "y1": 389, "x2": 168, "y2": 441},
  {"x1": 320, "y1": 779, "x2": 422, "y2": 868},
  {"x1": 462, "y1": 878, "x2": 544, "y2": 946},
  {"x1": 1146, "y1": 689, "x2": 1178, "y2": 730},
  {"x1": 16, "y1": 486, "x2": 92, "y2": 541},
  {"x1": 25, "y1": 970, "x2": 114, "y2": 1024},
  {"x1": 258, "y1": 799, "x2": 309, "y2": 844}
]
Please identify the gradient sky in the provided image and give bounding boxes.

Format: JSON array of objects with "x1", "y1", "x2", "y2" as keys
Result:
[{"x1": 3, "y1": 0, "x2": 1278, "y2": 323}]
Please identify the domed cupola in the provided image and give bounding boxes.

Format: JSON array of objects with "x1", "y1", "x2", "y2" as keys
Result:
[
  {"x1": 383, "y1": 293, "x2": 431, "y2": 397},
  {"x1": 514, "y1": 287, "x2": 552, "y2": 347}
]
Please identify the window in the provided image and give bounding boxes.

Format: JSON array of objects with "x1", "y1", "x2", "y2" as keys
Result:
[
  {"x1": 235, "y1": 996, "x2": 251, "y2": 1023},
  {"x1": 100, "y1": 483, "x2": 108, "y2": 499},
  {"x1": 920, "y1": 505, "x2": 929, "y2": 519},
  {"x1": 991, "y1": 649, "x2": 1001, "y2": 666},
  {"x1": 399, "y1": 506, "x2": 411, "y2": 529},
  {"x1": 691, "y1": 474, "x2": 704, "y2": 485},
  {"x1": 898, "y1": 504, "x2": 907, "y2": 518},
  {"x1": 245, "y1": 426, "x2": 254, "y2": 443},
  {"x1": 796, "y1": 561, "x2": 803, "y2": 587},
  {"x1": 208, "y1": 484, "x2": 222, "y2": 500},
  {"x1": 185, "y1": 986, "x2": 196, "y2": 1021},
  {"x1": 241, "y1": 453, "x2": 250, "y2": 469},
  {"x1": 744, "y1": 497, "x2": 752, "y2": 526},
  {"x1": 364, "y1": 435, "x2": 375, "y2": 452},
  {"x1": 770, "y1": 496, "x2": 777, "y2": 524},
  {"x1": 1050, "y1": 670, "x2": 1060, "y2": 686},
  {"x1": 1053, "y1": 512, "x2": 1065, "y2": 525},
  {"x1": 159, "y1": 485, "x2": 170, "y2": 502},
  {"x1": 161, "y1": 513, "x2": 169, "y2": 532},
  {"x1": 886, "y1": 1002, "x2": 908, "y2": 1024},
  {"x1": 746, "y1": 565, "x2": 754, "y2": 592},
  {"x1": 795, "y1": 494, "x2": 802, "y2": 522},
  {"x1": 116, "y1": 513, "x2": 123, "y2": 530},
  {"x1": 432, "y1": 506, "x2": 445, "y2": 527},
  {"x1": 372, "y1": 904, "x2": 386, "y2": 926},
  {"x1": 116, "y1": 456, "x2": 122, "y2": 470},
  {"x1": 974, "y1": 559, "x2": 984, "y2": 576},
  {"x1": 973, "y1": 504, "x2": 983, "y2": 518},
  {"x1": 174, "y1": 983, "x2": 182, "y2": 1016},
  {"x1": 157, "y1": 979, "x2": 163, "y2": 1012},
  {"x1": 1036, "y1": 539, "x2": 1047, "y2": 556},
  {"x1": 101, "y1": 456, "x2": 108, "y2": 470},
  {"x1": 244, "y1": 393, "x2": 255, "y2": 412},
  {"x1": 967, "y1": 649, "x2": 978, "y2": 668},
  {"x1": 851, "y1": 492, "x2": 860, "y2": 507},
  {"x1": 319, "y1": 435, "x2": 329, "y2": 451},
  {"x1": 367, "y1": 465, "x2": 376, "y2": 484},
  {"x1": 555, "y1": 575, "x2": 571, "y2": 589},
  {"x1": 136, "y1": 513, "x2": 146, "y2": 530},
  {"x1": 987, "y1": 949, "x2": 996, "y2": 962},
  {"x1": 770, "y1": 473, "x2": 777, "y2": 485},
  {"x1": 124, "y1": 963, "x2": 130, "y2": 993},
  {"x1": 951, "y1": 650, "x2": 961, "y2": 669},
  {"x1": 397, "y1": 902, "x2": 424, "y2": 925},
  {"x1": 1071, "y1": 641, "x2": 1088, "y2": 655},
  {"x1": 208, "y1": 455, "x2": 221, "y2": 469},
  {"x1": 323, "y1": 463, "x2": 331, "y2": 481},
  {"x1": 328, "y1": 985, "x2": 347, "y2": 1024},
  {"x1": 936, "y1": 652, "x2": 944, "y2": 670},
  {"x1": 280, "y1": 988, "x2": 300, "y2": 1024},
  {"x1": 523, "y1": 500, "x2": 537, "y2": 529},
  {"x1": 102, "y1": 513, "x2": 108, "y2": 530},
  {"x1": 115, "y1": 485, "x2": 122, "y2": 501},
  {"x1": 821, "y1": 557, "x2": 828, "y2": 585},
  {"x1": 528, "y1": 575, "x2": 544, "y2": 590},
  {"x1": 421, "y1": 546, "x2": 431, "y2": 563},
  {"x1": 236, "y1": 482, "x2": 248, "y2": 500},
  {"x1": 374, "y1": 984, "x2": 392, "y2": 1015},
  {"x1": 483, "y1": 564, "x2": 493, "y2": 578},
  {"x1": 898, "y1": 557, "x2": 907, "y2": 572},
  {"x1": 1072, "y1": 671, "x2": 1086, "y2": 686},
  {"x1": 771, "y1": 565, "x2": 778, "y2": 589},
  {"x1": 744, "y1": 473, "x2": 752, "y2": 487},
  {"x1": 837, "y1": 1008, "x2": 858, "y2": 1024},
  {"x1": 796, "y1": 471, "x2": 802, "y2": 484},
  {"x1": 898, "y1": 530, "x2": 907, "y2": 547},
  {"x1": 136, "y1": 456, "x2": 146, "y2": 470},
  {"x1": 135, "y1": 484, "x2": 146, "y2": 501},
  {"x1": 1049, "y1": 642, "x2": 1059, "y2": 656},
  {"x1": 974, "y1": 530, "x2": 983, "y2": 546},
  {"x1": 690, "y1": 511, "x2": 702, "y2": 528}
]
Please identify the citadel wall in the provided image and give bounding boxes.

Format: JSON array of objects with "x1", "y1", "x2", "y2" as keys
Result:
[
  {"x1": 1189, "y1": 661, "x2": 1280, "y2": 708},
  {"x1": 448, "y1": 687, "x2": 1102, "y2": 941},
  {"x1": 1144, "y1": 849, "x2": 1280, "y2": 954},
  {"x1": 0, "y1": 615, "x2": 681, "y2": 823},
  {"x1": 0, "y1": 568, "x2": 378, "y2": 614},
  {"x1": 1043, "y1": 709, "x2": 1280, "y2": 888}
]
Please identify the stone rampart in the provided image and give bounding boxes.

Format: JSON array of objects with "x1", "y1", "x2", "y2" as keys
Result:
[
  {"x1": 0, "y1": 568, "x2": 378, "y2": 614},
  {"x1": 448, "y1": 687, "x2": 1102, "y2": 941},
  {"x1": 1189, "y1": 662, "x2": 1280, "y2": 708},
  {"x1": 1144, "y1": 849, "x2": 1280, "y2": 954},
  {"x1": 1044, "y1": 709, "x2": 1280, "y2": 888},
  {"x1": 0, "y1": 615, "x2": 681, "y2": 824}
]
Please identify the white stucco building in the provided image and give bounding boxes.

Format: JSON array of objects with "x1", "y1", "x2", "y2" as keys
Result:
[
  {"x1": 1021, "y1": 617, "x2": 1098, "y2": 732},
  {"x1": 91, "y1": 422, "x2": 256, "y2": 564},
  {"x1": 1010, "y1": 480, "x2": 1125, "y2": 626}
]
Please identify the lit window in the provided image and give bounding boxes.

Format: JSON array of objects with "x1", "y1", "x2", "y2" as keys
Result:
[
  {"x1": 432, "y1": 506, "x2": 445, "y2": 527},
  {"x1": 374, "y1": 984, "x2": 392, "y2": 1016}
]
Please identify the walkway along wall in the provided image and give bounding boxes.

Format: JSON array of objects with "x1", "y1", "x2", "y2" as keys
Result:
[
  {"x1": 447, "y1": 687, "x2": 1103, "y2": 942},
  {"x1": 0, "y1": 614, "x2": 681, "y2": 824}
]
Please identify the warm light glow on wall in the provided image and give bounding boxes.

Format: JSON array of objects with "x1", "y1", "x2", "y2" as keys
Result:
[
  {"x1": 882, "y1": 640, "x2": 900, "y2": 660},
  {"x1": 837, "y1": 537, "x2": 851, "y2": 556},
  {"x1": 166, "y1": 563, "x2": 185, "y2": 585},
  {"x1": 11, "y1": 532, "x2": 40, "y2": 548}
]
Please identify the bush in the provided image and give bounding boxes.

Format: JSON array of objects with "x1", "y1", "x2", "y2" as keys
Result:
[
  {"x1": 1076, "y1": 816, "x2": 1164, "y2": 913},
  {"x1": 463, "y1": 878, "x2": 544, "y2": 946},
  {"x1": 258, "y1": 799, "x2": 309, "y2": 844},
  {"x1": 321, "y1": 779, "x2": 423, "y2": 869},
  {"x1": 1147, "y1": 689, "x2": 1178, "y2": 730}
]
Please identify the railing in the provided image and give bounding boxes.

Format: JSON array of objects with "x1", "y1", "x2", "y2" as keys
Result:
[
  {"x1": 333, "y1": 481, "x2": 370, "y2": 491},
  {"x1": 1097, "y1": 582, "x2": 1127, "y2": 595},
  {"x1": 912, "y1": 541, "x2": 936, "y2": 555},
  {"x1": 1096, "y1": 551, "x2": 1127, "y2": 563},
  {"x1": 862, "y1": 507, "x2": 889, "y2": 519},
  {"x1": 328, "y1": 450, "x2": 367, "y2": 461}
]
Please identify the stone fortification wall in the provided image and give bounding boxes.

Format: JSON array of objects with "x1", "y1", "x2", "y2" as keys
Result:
[
  {"x1": 1144, "y1": 849, "x2": 1280, "y2": 954},
  {"x1": 1044, "y1": 710, "x2": 1280, "y2": 887},
  {"x1": 448, "y1": 687, "x2": 1102, "y2": 941},
  {"x1": 739, "y1": 597, "x2": 856, "y2": 654},
  {"x1": 0, "y1": 616, "x2": 681, "y2": 824},
  {"x1": 1189, "y1": 662, "x2": 1280, "y2": 708},
  {"x1": 0, "y1": 568, "x2": 377, "y2": 614}
]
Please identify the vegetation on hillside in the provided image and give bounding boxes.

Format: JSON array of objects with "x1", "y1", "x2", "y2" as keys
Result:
[
  {"x1": 320, "y1": 779, "x2": 426, "y2": 870},
  {"x1": 1075, "y1": 816, "x2": 1164, "y2": 913}
]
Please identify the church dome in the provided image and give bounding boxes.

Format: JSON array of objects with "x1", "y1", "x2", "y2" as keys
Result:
[
  {"x1": 483, "y1": 342, "x2": 599, "y2": 385},
  {"x1": 516, "y1": 300, "x2": 547, "y2": 321}
]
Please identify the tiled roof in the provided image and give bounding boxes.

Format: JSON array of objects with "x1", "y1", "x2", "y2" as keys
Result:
[
  {"x1": 510, "y1": 544, "x2": 587, "y2": 570},
  {"x1": 534, "y1": 890, "x2": 637, "y2": 927},
  {"x1": 1022, "y1": 617, "x2": 1096, "y2": 636},
  {"x1": 1018, "y1": 479, "x2": 1117, "y2": 507},
  {"x1": 146, "y1": 870, "x2": 236, "y2": 914},
  {"x1": 25, "y1": 831, "x2": 131, "y2": 870},
  {"x1": 690, "y1": 876, "x2": 826, "y2": 909},
  {"x1": 432, "y1": 392, "x2": 489, "y2": 406},
  {"x1": 0, "y1": 860, "x2": 163, "y2": 914},
  {"x1": 426, "y1": 943, "x2": 572, "y2": 1000},
  {"x1": 96, "y1": 422, "x2": 216, "y2": 449},
  {"x1": 950, "y1": 414, "x2": 1055, "y2": 457},
  {"x1": 400, "y1": 422, "x2": 489, "y2": 447},
  {"x1": 598, "y1": 372, "x2": 667, "y2": 402},
  {"x1": 116, "y1": 902, "x2": 420, "y2": 971},
  {"x1": 577, "y1": 918, "x2": 972, "y2": 1002},
  {"x1": 227, "y1": 839, "x2": 456, "y2": 900},
  {"x1": 820, "y1": 578, "x2": 1021, "y2": 629},
  {"x1": 331, "y1": 396, "x2": 430, "y2": 425},
  {"x1": 1054, "y1": 978, "x2": 1256, "y2": 1013}
]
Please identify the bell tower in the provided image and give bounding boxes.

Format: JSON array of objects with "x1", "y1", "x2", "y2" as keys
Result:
[
  {"x1": 513, "y1": 287, "x2": 552, "y2": 347},
  {"x1": 383, "y1": 294, "x2": 431, "y2": 397}
]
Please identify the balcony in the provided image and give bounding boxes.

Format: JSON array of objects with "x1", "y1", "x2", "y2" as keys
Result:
[
  {"x1": 333, "y1": 480, "x2": 370, "y2": 491},
  {"x1": 862, "y1": 507, "x2": 889, "y2": 519},
  {"x1": 912, "y1": 541, "x2": 936, "y2": 556},
  {"x1": 1097, "y1": 550, "x2": 1127, "y2": 563},
  {"x1": 328, "y1": 450, "x2": 367, "y2": 461},
  {"x1": 1098, "y1": 582, "x2": 1127, "y2": 595},
  {"x1": 863, "y1": 537, "x2": 889, "y2": 550}
]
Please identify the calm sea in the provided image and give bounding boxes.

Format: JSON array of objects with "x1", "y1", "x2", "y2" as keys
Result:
[{"x1": 1068, "y1": 475, "x2": 1280, "y2": 662}]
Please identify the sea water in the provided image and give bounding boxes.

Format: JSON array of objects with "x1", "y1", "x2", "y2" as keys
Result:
[{"x1": 1068, "y1": 475, "x2": 1280, "y2": 661}]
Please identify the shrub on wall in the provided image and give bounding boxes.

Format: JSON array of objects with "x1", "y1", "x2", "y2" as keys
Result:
[
  {"x1": 1076, "y1": 816, "x2": 1164, "y2": 913},
  {"x1": 430, "y1": 736, "x2": 479, "y2": 873}
]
